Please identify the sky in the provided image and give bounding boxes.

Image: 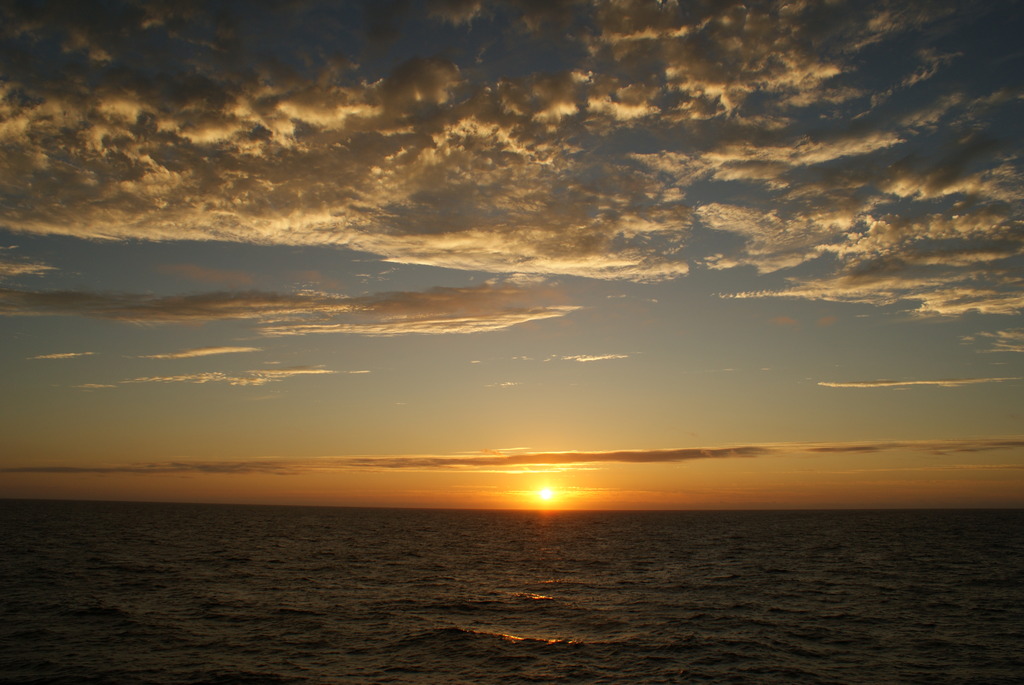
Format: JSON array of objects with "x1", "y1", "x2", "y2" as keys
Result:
[{"x1": 1, "y1": 0, "x2": 1022, "y2": 510}]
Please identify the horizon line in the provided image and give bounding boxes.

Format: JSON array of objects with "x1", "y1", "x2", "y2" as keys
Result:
[{"x1": 2, "y1": 496, "x2": 1021, "y2": 513}]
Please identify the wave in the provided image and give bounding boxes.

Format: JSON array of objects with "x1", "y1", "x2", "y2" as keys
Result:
[{"x1": 3, "y1": 503, "x2": 1022, "y2": 685}]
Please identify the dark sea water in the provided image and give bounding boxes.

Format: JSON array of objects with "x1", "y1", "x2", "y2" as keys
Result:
[{"x1": 1, "y1": 501, "x2": 1022, "y2": 684}]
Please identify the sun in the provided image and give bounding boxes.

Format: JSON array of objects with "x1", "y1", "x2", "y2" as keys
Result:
[{"x1": 538, "y1": 488, "x2": 553, "y2": 501}]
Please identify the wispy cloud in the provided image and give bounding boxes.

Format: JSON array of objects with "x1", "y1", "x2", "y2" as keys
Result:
[
  {"x1": 731, "y1": 264, "x2": 1024, "y2": 317},
  {"x1": 800, "y1": 439, "x2": 1024, "y2": 454},
  {"x1": 0, "y1": 282, "x2": 579, "y2": 336},
  {"x1": 0, "y1": 249, "x2": 56, "y2": 279},
  {"x1": 123, "y1": 367, "x2": 335, "y2": 387},
  {"x1": 29, "y1": 351, "x2": 95, "y2": 360},
  {"x1": 554, "y1": 354, "x2": 631, "y2": 363},
  {"x1": 355, "y1": 446, "x2": 774, "y2": 469},
  {"x1": 5, "y1": 438, "x2": 1021, "y2": 475},
  {"x1": 0, "y1": 288, "x2": 349, "y2": 323},
  {"x1": 0, "y1": 461, "x2": 304, "y2": 475},
  {"x1": 260, "y1": 307, "x2": 580, "y2": 337},
  {"x1": 815, "y1": 464, "x2": 1024, "y2": 474},
  {"x1": 964, "y1": 329, "x2": 1024, "y2": 353},
  {"x1": 819, "y1": 377, "x2": 1021, "y2": 388},
  {"x1": 138, "y1": 346, "x2": 261, "y2": 360}
]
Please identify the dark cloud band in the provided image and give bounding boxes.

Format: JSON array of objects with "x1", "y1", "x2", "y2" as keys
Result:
[{"x1": 6, "y1": 438, "x2": 1021, "y2": 474}]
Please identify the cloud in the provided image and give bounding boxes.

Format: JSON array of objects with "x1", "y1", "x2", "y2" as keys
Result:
[
  {"x1": 0, "y1": 461, "x2": 304, "y2": 475},
  {"x1": 730, "y1": 236, "x2": 1024, "y2": 316},
  {"x1": 555, "y1": 354, "x2": 630, "y2": 362},
  {"x1": 695, "y1": 203, "x2": 848, "y2": 274},
  {"x1": 0, "y1": 248, "x2": 55, "y2": 279},
  {"x1": 138, "y1": 346, "x2": 261, "y2": 360},
  {"x1": 818, "y1": 377, "x2": 1021, "y2": 388},
  {"x1": 123, "y1": 367, "x2": 336, "y2": 387},
  {"x1": 6, "y1": 437, "x2": 1021, "y2": 474},
  {"x1": 343, "y1": 438, "x2": 1024, "y2": 469},
  {"x1": 0, "y1": 282, "x2": 579, "y2": 336},
  {"x1": 260, "y1": 307, "x2": 579, "y2": 337},
  {"x1": 590, "y1": 0, "x2": 845, "y2": 113},
  {"x1": 427, "y1": 0, "x2": 484, "y2": 25},
  {"x1": 0, "y1": 259, "x2": 54, "y2": 278},
  {"x1": 0, "y1": 1, "x2": 692, "y2": 282},
  {"x1": 0, "y1": 0, "x2": 1018, "y2": 307},
  {"x1": 260, "y1": 283, "x2": 582, "y2": 336},
  {"x1": 965, "y1": 329, "x2": 1024, "y2": 353},
  {"x1": 818, "y1": 464, "x2": 1024, "y2": 474},
  {"x1": 799, "y1": 439, "x2": 1024, "y2": 454},
  {"x1": 29, "y1": 351, "x2": 95, "y2": 360},
  {"x1": 877, "y1": 133, "x2": 1010, "y2": 201},
  {"x1": 0, "y1": 288, "x2": 353, "y2": 323}
]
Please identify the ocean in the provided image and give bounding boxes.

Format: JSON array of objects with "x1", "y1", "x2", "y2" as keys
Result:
[{"x1": 1, "y1": 500, "x2": 1022, "y2": 684}]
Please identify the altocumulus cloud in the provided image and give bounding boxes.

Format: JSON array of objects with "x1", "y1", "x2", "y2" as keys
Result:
[{"x1": 0, "y1": 0, "x2": 1019, "y2": 301}]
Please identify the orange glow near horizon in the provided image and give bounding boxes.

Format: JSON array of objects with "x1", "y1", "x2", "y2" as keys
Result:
[
  {"x1": 0, "y1": 0, "x2": 1022, "y2": 516},
  {"x1": 2, "y1": 442, "x2": 1024, "y2": 511}
]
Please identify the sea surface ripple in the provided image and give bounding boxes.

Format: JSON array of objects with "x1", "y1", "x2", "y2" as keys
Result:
[{"x1": 1, "y1": 501, "x2": 1022, "y2": 683}]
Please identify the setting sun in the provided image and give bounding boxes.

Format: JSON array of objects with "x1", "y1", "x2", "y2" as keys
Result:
[{"x1": 2, "y1": 2, "x2": 1023, "y2": 682}]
